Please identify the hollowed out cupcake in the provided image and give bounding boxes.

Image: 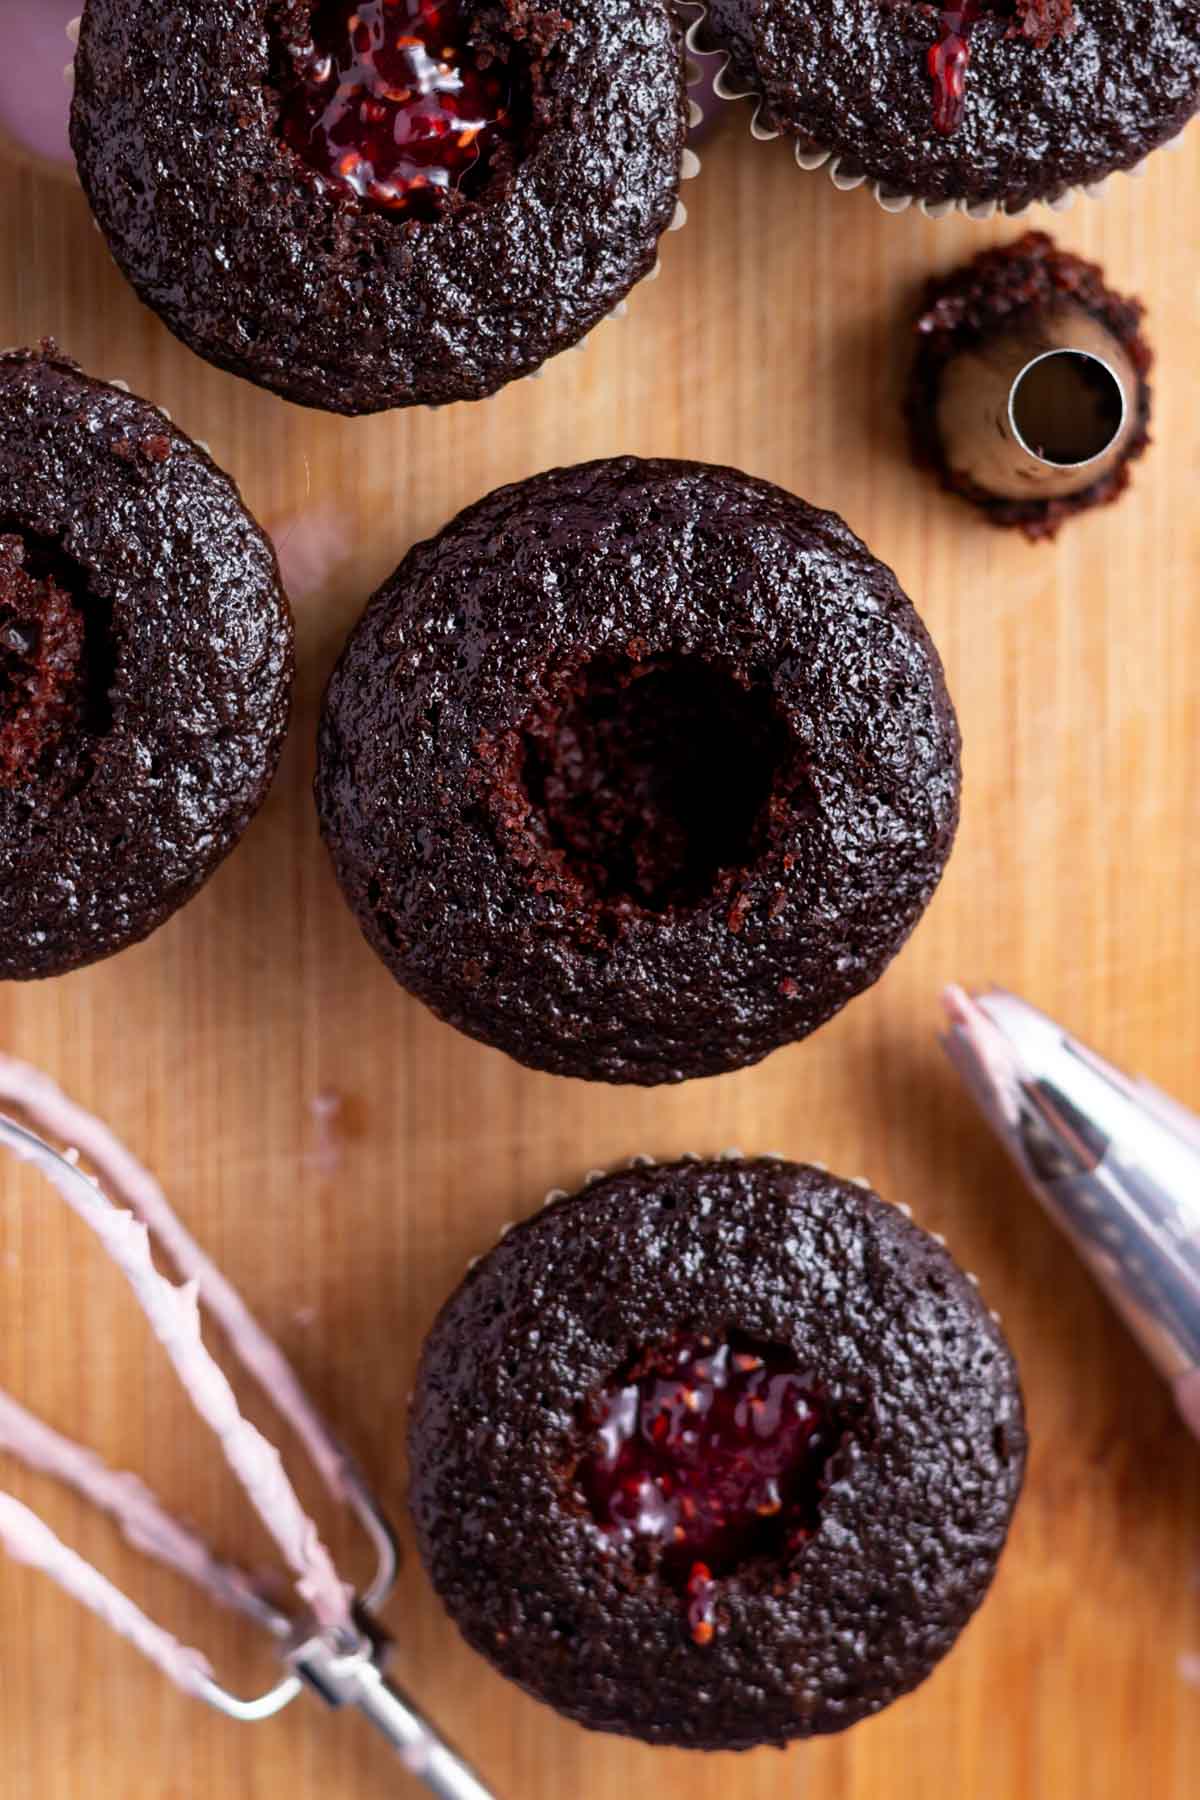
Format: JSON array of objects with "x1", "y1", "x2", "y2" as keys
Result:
[
  {"x1": 0, "y1": 346, "x2": 293, "y2": 981},
  {"x1": 316, "y1": 456, "x2": 960, "y2": 1085},
  {"x1": 69, "y1": 0, "x2": 688, "y2": 412},
  {"x1": 409, "y1": 1157, "x2": 1027, "y2": 1747},
  {"x1": 695, "y1": 0, "x2": 1200, "y2": 214}
]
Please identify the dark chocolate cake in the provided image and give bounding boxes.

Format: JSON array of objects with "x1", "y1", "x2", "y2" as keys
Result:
[
  {"x1": 0, "y1": 346, "x2": 293, "y2": 980},
  {"x1": 70, "y1": 0, "x2": 687, "y2": 411},
  {"x1": 700, "y1": 0, "x2": 1199, "y2": 211},
  {"x1": 409, "y1": 1156, "x2": 1027, "y2": 1746},
  {"x1": 316, "y1": 456, "x2": 961, "y2": 1084},
  {"x1": 907, "y1": 232, "x2": 1153, "y2": 538}
]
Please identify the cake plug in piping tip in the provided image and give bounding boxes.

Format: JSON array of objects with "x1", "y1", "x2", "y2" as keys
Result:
[
  {"x1": 940, "y1": 987, "x2": 1200, "y2": 1438},
  {"x1": 933, "y1": 303, "x2": 1140, "y2": 503},
  {"x1": 0, "y1": 1059, "x2": 500, "y2": 1800}
]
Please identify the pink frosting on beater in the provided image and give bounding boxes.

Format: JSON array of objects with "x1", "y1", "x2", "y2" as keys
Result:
[
  {"x1": 0, "y1": 1055, "x2": 355, "y2": 1504},
  {"x1": 0, "y1": 1115, "x2": 353, "y2": 1636},
  {"x1": 0, "y1": 1492, "x2": 213, "y2": 1695},
  {"x1": 1174, "y1": 1368, "x2": 1200, "y2": 1443},
  {"x1": 0, "y1": 1389, "x2": 279, "y2": 1628}
]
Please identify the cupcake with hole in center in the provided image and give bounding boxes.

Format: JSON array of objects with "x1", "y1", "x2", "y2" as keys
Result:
[
  {"x1": 316, "y1": 456, "x2": 961, "y2": 1084},
  {"x1": 0, "y1": 345, "x2": 293, "y2": 980}
]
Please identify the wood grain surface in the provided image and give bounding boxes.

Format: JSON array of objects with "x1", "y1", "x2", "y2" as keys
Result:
[{"x1": 1, "y1": 88, "x2": 1198, "y2": 1800}]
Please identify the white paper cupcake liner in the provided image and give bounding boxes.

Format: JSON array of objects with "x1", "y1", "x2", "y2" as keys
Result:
[{"x1": 683, "y1": 2, "x2": 1194, "y2": 221}]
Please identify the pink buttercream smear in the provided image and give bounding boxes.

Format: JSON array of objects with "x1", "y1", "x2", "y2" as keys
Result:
[
  {"x1": 306, "y1": 1090, "x2": 344, "y2": 1177},
  {"x1": 0, "y1": 1055, "x2": 373, "y2": 1689},
  {"x1": 0, "y1": 1103, "x2": 352, "y2": 1635},
  {"x1": 0, "y1": 1492, "x2": 214, "y2": 1694},
  {"x1": 270, "y1": 506, "x2": 354, "y2": 605},
  {"x1": 0, "y1": 1387, "x2": 274, "y2": 1626},
  {"x1": 1174, "y1": 1367, "x2": 1200, "y2": 1441},
  {"x1": 0, "y1": 1054, "x2": 355, "y2": 1504},
  {"x1": 0, "y1": 3, "x2": 78, "y2": 167}
]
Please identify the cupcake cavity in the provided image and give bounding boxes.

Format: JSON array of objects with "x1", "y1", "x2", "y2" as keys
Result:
[
  {"x1": 274, "y1": 0, "x2": 546, "y2": 220},
  {"x1": 0, "y1": 530, "x2": 113, "y2": 791},
  {"x1": 475, "y1": 652, "x2": 803, "y2": 920}
]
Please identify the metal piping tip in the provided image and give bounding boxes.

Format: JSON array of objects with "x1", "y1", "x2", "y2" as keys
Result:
[
  {"x1": 934, "y1": 302, "x2": 1139, "y2": 502},
  {"x1": 940, "y1": 987, "x2": 1200, "y2": 1423}
]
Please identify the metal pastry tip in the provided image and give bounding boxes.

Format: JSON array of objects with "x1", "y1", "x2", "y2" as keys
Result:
[
  {"x1": 933, "y1": 301, "x2": 1139, "y2": 503},
  {"x1": 939, "y1": 986, "x2": 1200, "y2": 1423}
]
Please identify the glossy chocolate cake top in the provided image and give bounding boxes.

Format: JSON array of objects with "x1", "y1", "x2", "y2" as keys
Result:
[
  {"x1": 71, "y1": 0, "x2": 687, "y2": 411},
  {"x1": 0, "y1": 346, "x2": 292, "y2": 980},
  {"x1": 410, "y1": 1156, "x2": 1027, "y2": 1746},
  {"x1": 701, "y1": 0, "x2": 1200, "y2": 210},
  {"x1": 316, "y1": 456, "x2": 961, "y2": 1084}
]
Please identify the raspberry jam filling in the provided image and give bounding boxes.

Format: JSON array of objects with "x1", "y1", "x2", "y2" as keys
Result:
[
  {"x1": 921, "y1": 0, "x2": 1075, "y2": 135},
  {"x1": 577, "y1": 1334, "x2": 837, "y2": 1645},
  {"x1": 0, "y1": 534, "x2": 99, "y2": 787},
  {"x1": 476, "y1": 653, "x2": 807, "y2": 921},
  {"x1": 928, "y1": 0, "x2": 991, "y2": 135},
  {"x1": 278, "y1": 0, "x2": 529, "y2": 218}
]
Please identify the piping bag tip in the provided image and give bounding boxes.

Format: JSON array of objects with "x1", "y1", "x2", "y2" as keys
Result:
[
  {"x1": 938, "y1": 985, "x2": 1027, "y2": 1132},
  {"x1": 938, "y1": 983, "x2": 1200, "y2": 1425}
]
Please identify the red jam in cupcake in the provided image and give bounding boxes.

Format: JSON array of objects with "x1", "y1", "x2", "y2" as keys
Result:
[
  {"x1": 279, "y1": 0, "x2": 526, "y2": 218},
  {"x1": 578, "y1": 1333, "x2": 837, "y2": 1644},
  {"x1": 926, "y1": 0, "x2": 1075, "y2": 137}
]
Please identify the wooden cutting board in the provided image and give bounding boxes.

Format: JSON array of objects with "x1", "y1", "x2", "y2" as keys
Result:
[{"x1": 1, "y1": 92, "x2": 1198, "y2": 1800}]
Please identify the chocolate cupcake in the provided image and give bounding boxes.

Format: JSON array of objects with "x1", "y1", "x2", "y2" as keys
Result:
[
  {"x1": 907, "y1": 232, "x2": 1153, "y2": 539},
  {"x1": 0, "y1": 346, "x2": 293, "y2": 981},
  {"x1": 409, "y1": 1156, "x2": 1027, "y2": 1747},
  {"x1": 695, "y1": 0, "x2": 1200, "y2": 214},
  {"x1": 317, "y1": 456, "x2": 961, "y2": 1085},
  {"x1": 69, "y1": 0, "x2": 688, "y2": 413}
]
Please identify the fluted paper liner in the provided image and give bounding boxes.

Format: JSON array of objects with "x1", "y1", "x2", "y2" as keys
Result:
[{"x1": 683, "y1": 4, "x2": 1193, "y2": 220}]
